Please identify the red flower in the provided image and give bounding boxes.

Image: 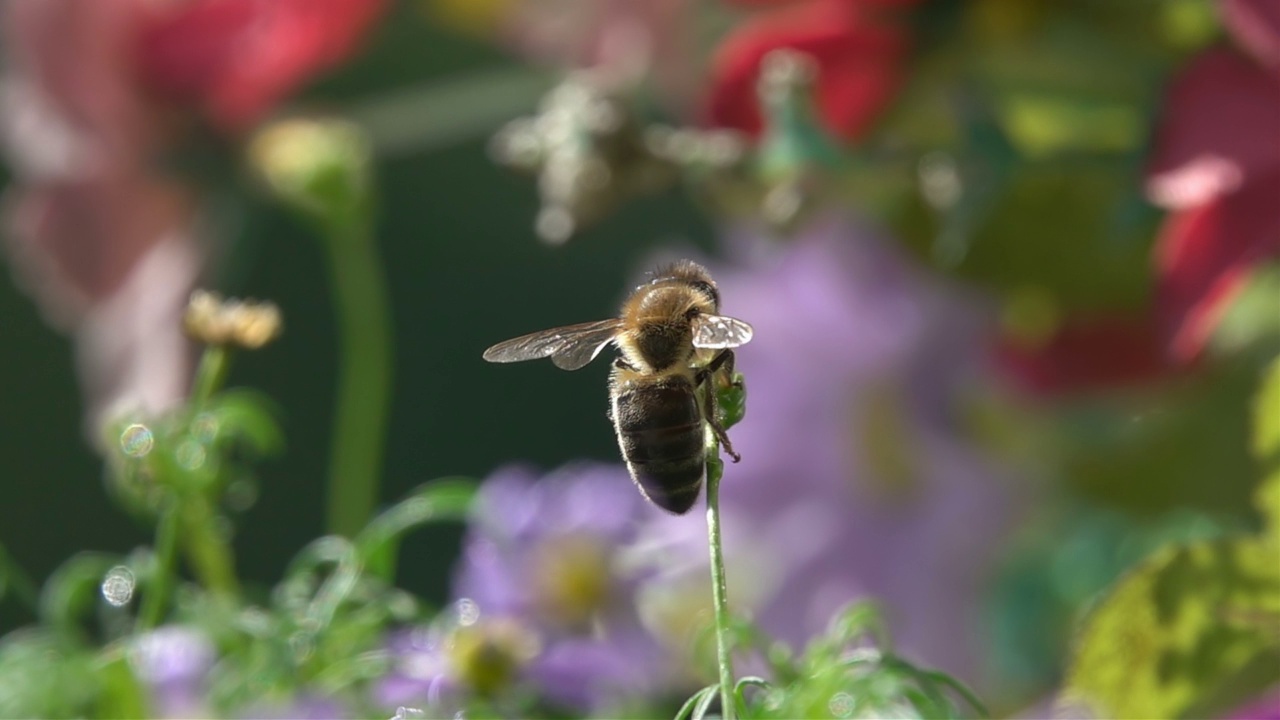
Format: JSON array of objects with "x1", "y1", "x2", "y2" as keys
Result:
[
  {"x1": 1145, "y1": 39, "x2": 1280, "y2": 362},
  {"x1": 136, "y1": 0, "x2": 387, "y2": 132},
  {"x1": 706, "y1": 0, "x2": 913, "y2": 140},
  {"x1": 996, "y1": 316, "x2": 1173, "y2": 396}
]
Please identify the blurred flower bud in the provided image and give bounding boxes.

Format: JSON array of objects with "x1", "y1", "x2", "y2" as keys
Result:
[
  {"x1": 490, "y1": 72, "x2": 676, "y2": 244},
  {"x1": 184, "y1": 290, "x2": 282, "y2": 350},
  {"x1": 249, "y1": 117, "x2": 374, "y2": 226}
]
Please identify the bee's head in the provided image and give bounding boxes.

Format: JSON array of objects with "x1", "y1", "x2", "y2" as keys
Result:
[
  {"x1": 620, "y1": 284, "x2": 712, "y2": 371},
  {"x1": 647, "y1": 260, "x2": 720, "y2": 311}
]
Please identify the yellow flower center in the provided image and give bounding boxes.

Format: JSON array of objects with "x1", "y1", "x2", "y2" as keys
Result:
[
  {"x1": 446, "y1": 619, "x2": 538, "y2": 697},
  {"x1": 531, "y1": 534, "x2": 614, "y2": 630}
]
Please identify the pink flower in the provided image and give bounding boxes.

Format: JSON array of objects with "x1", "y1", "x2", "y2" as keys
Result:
[
  {"x1": 0, "y1": 0, "x2": 385, "y2": 440},
  {"x1": 1144, "y1": 2, "x2": 1280, "y2": 362}
]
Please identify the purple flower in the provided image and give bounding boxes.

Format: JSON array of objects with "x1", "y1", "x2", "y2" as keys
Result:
[
  {"x1": 375, "y1": 609, "x2": 539, "y2": 713},
  {"x1": 237, "y1": 694, "x2": 350, "y2": 720},
  {"x1": 128, "y1": 626, "x2": 215, "y2": 719},
  {"x1": 379, "y1": 463, "x2": 674, "y2": 714},
  {"x1": 1222, "y1": 688, "x2": 1280, "y2": 720},
  {"x1": 634, "y1": 215, "x2": 1026, "y2": 691}
]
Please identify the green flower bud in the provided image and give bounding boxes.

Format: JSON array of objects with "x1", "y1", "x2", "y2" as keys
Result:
[{"x1": 249, "y1": 117, "x2": 373, "y2": 227}]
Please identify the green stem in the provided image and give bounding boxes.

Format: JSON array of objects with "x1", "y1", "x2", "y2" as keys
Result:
[
  {"x1": 181, "y1": 494, "x2": 239, "y2": 597},
  {"x1": 322, "y1": 219, "x2": 393, "y2": 538},
  {"x1": 172, "y1": 343, "x2": 240, "y2": 599},
  {"x1": 138, "y1": 502, "x2": 181, "y2": 629},
  {"x1": 705, "y1": 455, "x2": 736, "y2": 720},
  {"x1": 191, "y1": 345, "x2": 231, "y2": 408}
]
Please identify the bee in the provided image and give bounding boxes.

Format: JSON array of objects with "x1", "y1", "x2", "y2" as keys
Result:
[{"x1": 483, "y1": 261, "x2": 753, "y2": 514}]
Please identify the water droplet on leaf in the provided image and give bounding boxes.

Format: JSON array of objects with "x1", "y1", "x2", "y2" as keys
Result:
[
  {"x1": 101, "y1": 566, "x2": 136, "y2": 606},
  {"x1": 455, "y1": 597, "x2": 481, "y2": 626},
  {"x1": 120, "y1": 424, "x2": 154, "y2": 458},
  {"x1": 828, "y1": 691, "x2": 855, "y2": 718},
  {"x1": 175, "y1": 440, "x2": 207, "y2": 471}
]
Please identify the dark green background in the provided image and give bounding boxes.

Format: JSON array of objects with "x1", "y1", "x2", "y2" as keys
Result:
[{"x1": 0, "y1": 3, "x2": 713, "y2": 630}]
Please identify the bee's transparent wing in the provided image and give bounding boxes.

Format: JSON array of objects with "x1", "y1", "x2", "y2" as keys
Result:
[
  {"x1": 482, "y1": 319, "x2": 623, "y2": 371},
  {"x1": 692, "y1": 314, "x2": 753, "y2": 349}
]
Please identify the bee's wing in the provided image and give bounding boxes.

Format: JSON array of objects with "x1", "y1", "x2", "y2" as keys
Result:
[
  {"x1": 482, "y1": 319, "x2": 623, "y2": 371},
  {"x1": 692, "y1": 314, "x2": 754, "y2": 349}
]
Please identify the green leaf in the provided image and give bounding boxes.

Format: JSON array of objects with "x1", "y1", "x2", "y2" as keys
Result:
[
  {"x1": 717, "y1": 373, "x2": 747, "y2": 431},
  {"x1": 674, "y1": 684, "x2": 718, "y2": 720},
  {"x1": 354, "y1": 477, "x2": 476, "y2": 581},
  {"x1": 1211, "y1": 265, "x2": 1280, "y2": 357},
  {"x1": 93, "y1": 651, "x2": 149, "y2": 720},
  {"x1": 1254, "y1": 355, "x2": 1280, "y2": 534},
  {"x1": 39, "y1": 553, "x2": 125, "y2": 645},
  {"x1": 0, "y1": 630, "x2": 98, "y2": 718},
  {"x1": 202, "y1": 389, "x2": 285, "y2": 457},
  {"x1": 1254, "y1": 355, "x2": 1280, "y2": 462},
  {"x1": 735, "y1": 676, "x2": 772, "y2": 718},
  {"x1": 1065, "y1": 536, "x2": 1280, "y2": 718}
]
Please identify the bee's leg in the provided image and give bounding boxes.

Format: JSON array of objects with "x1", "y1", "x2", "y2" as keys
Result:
[
  {"x1": 696, "y1": 350, "x2": 741, "y2": 463},
  {"x1": 613, "y1": 358, "x2": 639, "y2": 372},
  {"x1": 695, "y1": 349, "x2": 734, "y2": 384}
]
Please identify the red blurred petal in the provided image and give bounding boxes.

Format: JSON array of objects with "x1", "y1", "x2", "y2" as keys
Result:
[
  {"x1": 1221, "y1": 0, "x2": 1280, "y2": 71},
  {"x1": 1146, "y1": 48, "x2": 1280, "y2": 209},
  {"x1": 707, "y1": 0, "x2": 910, "y2": 139},
  {"x1": 136, "y1": 0, "x2": 388, "y2": 131},
  {"x1": 1154, "y1": 170, "x2": 1280, "y2": 363},
  {"x1": 134, "y1": 0, "x2": 258, "y2": 103},
  {"x1": 996, "y1": 316, "x2": 1172, "y2": 396},
  {"x1": 722, "y1": 0, "x2": 925, "y2": 7}
]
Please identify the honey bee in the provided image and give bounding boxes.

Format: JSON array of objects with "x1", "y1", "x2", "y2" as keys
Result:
[{"x1": 483, "y1": 261, "x2": 753, "y2": 514}]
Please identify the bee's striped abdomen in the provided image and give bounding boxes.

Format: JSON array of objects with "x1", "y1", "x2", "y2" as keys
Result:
[{"x1": 611, "y1": 376, "x2": 705, "y2": 514}]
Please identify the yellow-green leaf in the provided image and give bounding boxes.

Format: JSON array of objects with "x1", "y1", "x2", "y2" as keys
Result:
[
  {"x1": 1065, "y1": 537, "x2": 1280, "y2": 719},
  {"x1": 1254, "y1": 356, "x2": 1280, "y2": 534}
]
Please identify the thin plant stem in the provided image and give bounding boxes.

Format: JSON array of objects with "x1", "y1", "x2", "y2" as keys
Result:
[
  {"x1": 138, "y1": 501, "x2": 181, "y2": 629},
  {"x1": 191, "y1": 345, "x2": 231, "y2": 406},
  {"x1": 322, "y1": 219, "x2": 393, "y2": 538},
  {"x1": 705, "y1": 454, "x2": 736, "y2": 720},
  {"x1": 173, "y1": 344, "x2": 240, "y2": 599},
  {"x1": 181, "y1": 494, "x2": 239, "y2": 596}
]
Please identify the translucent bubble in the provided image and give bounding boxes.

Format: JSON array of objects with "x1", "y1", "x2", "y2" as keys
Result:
[
  {"x1": 289, "y1": 632, "x2": 315, "y2": 662},
  {"x1": 455, "y1": 598, "x2": 481, "y2": 627},
  {"x1": 828, "y1": 691, "x2": 855, "y2": 718},
  {"x1": 918, "y1": 151, "x2": 962, "y2": 210},
  {"x1": 120, "y1": 424, "x2": 154, "y2": 458},
  {"x1": 225, "y1": 480, "x2": 259, "y2": 512},
  {"x1": 101, "y1": 566, "x2": 136, "y2": 606},
  {"x1": 391, "y1": 708, "x2": 425, "y2": 720},
  {"x1": 535, "y1": 207, "x2": 574, "y2": 245},
  {"x1": 175, "y1": 440, "x2": 207, "y2": 471},
  {"x1": 191, "y1": 413, "x2": 220, "y2": 443}
]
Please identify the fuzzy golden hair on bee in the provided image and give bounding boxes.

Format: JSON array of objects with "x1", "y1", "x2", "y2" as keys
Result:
[
  {"x1": 644, "y1": 260, "x2": 720, "y2": 310},
  {"x1": 481, "y1": 260, "x2": 753, "y2": 514}
]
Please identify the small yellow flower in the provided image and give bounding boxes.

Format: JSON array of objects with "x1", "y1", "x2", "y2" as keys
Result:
[{"x1": 184, "y1": 290, "x2": 283, "y2": 350}]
